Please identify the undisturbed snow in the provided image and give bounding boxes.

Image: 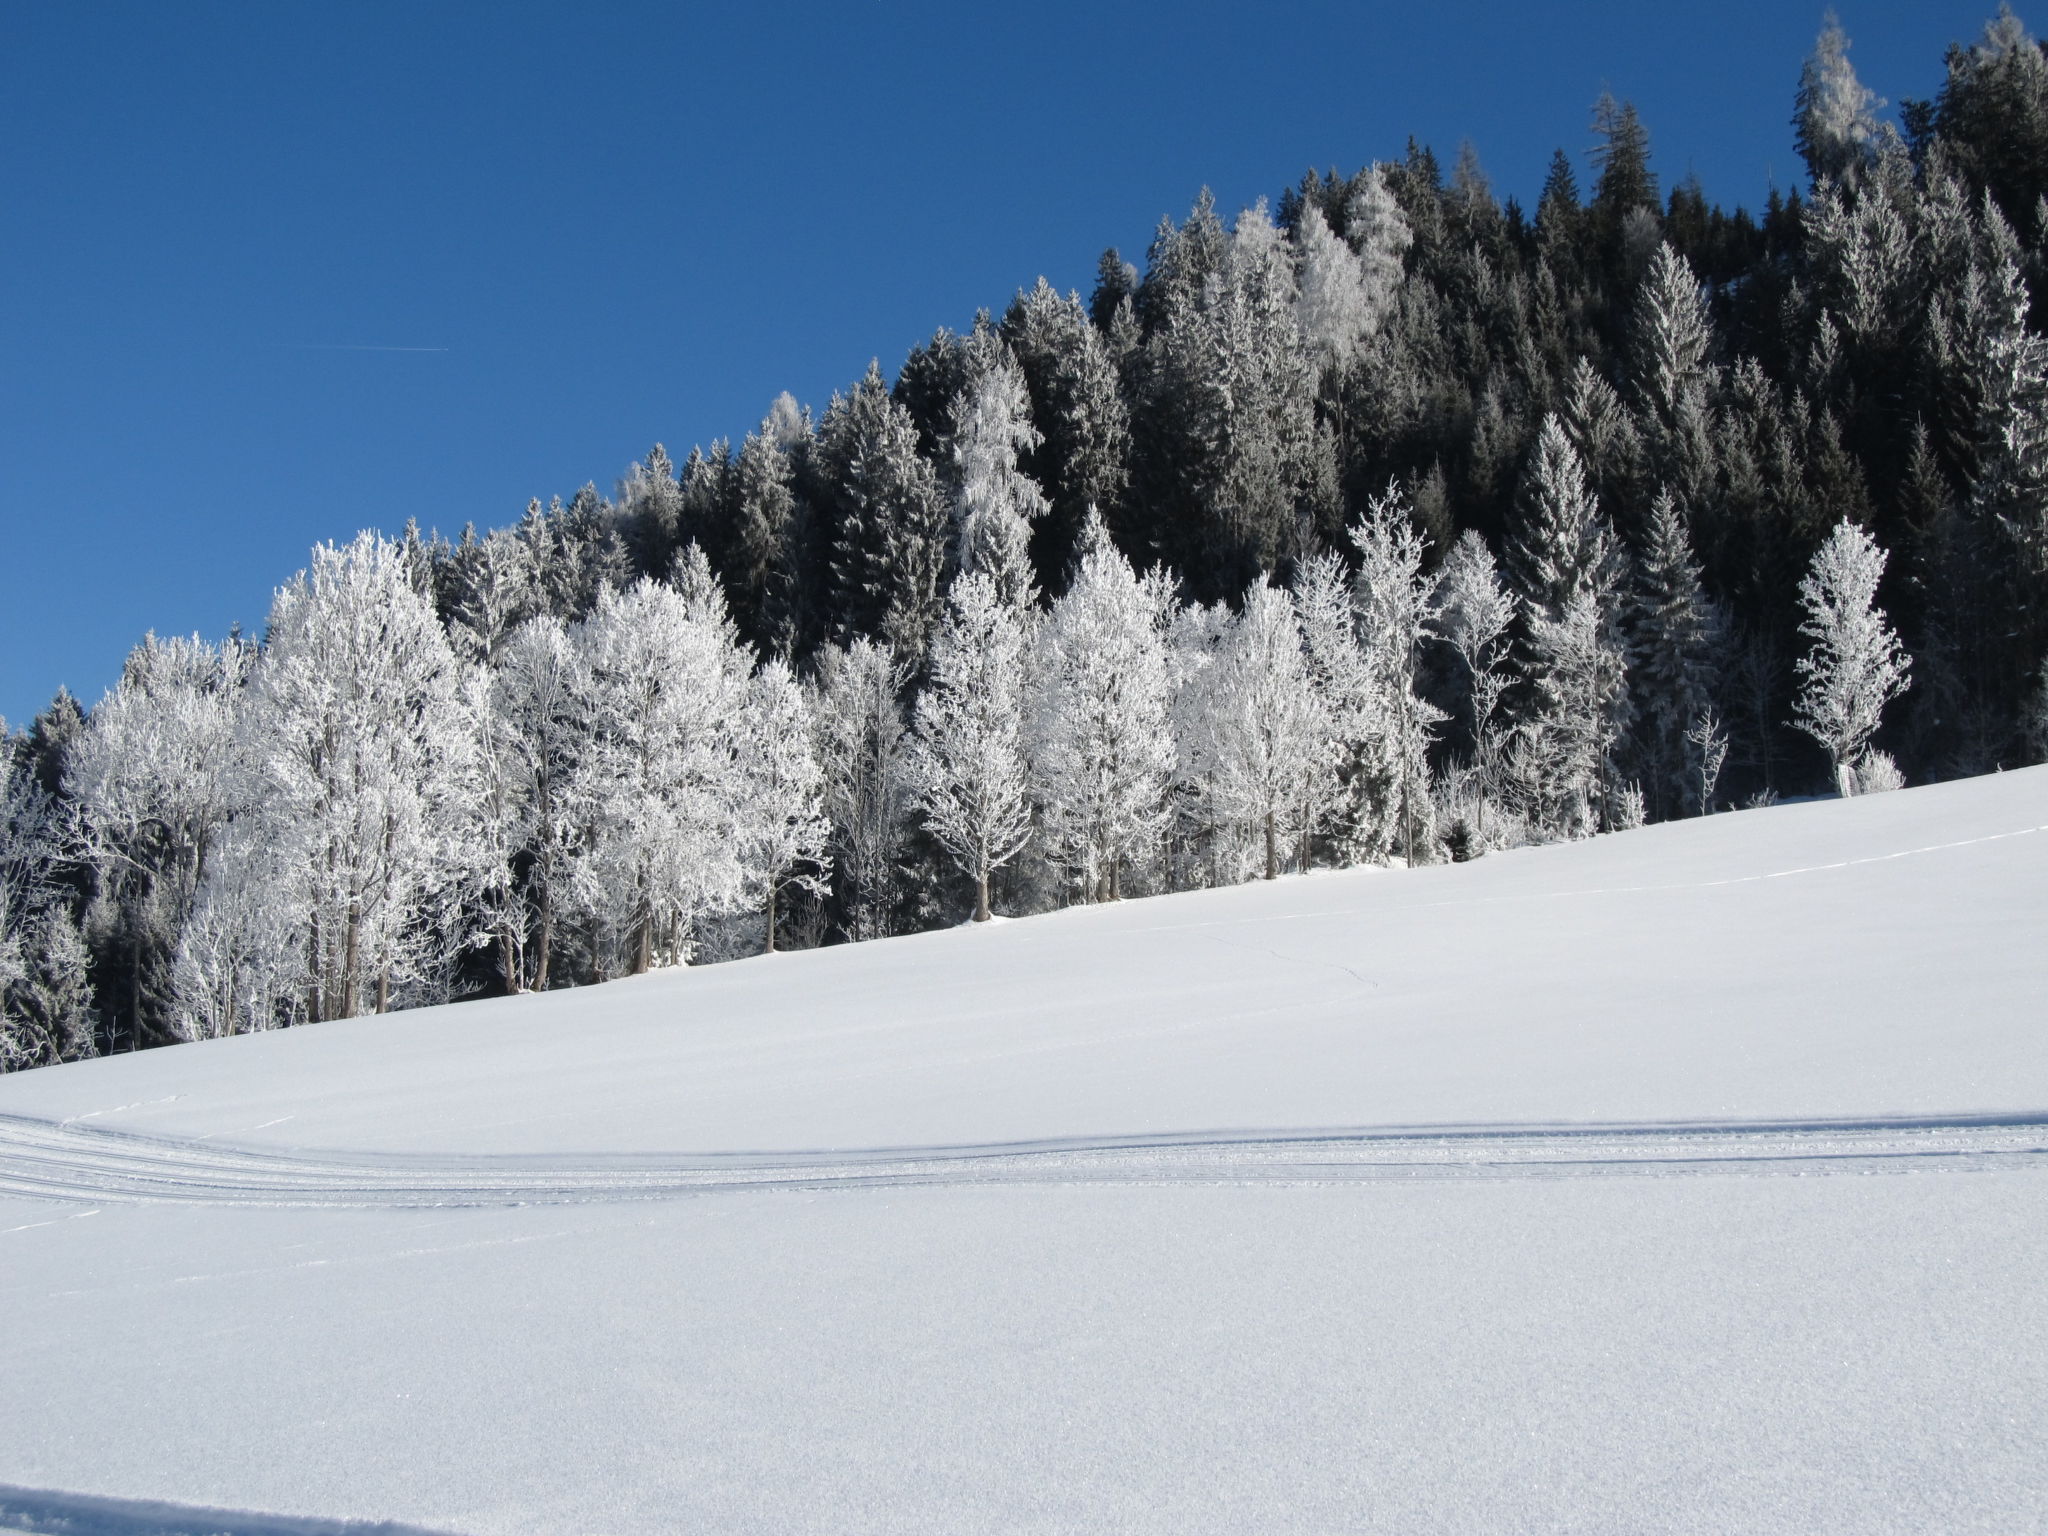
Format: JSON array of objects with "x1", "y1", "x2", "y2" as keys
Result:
[{"x1": 2, "y1": 770, "x2": 2046, "y2": 1534}]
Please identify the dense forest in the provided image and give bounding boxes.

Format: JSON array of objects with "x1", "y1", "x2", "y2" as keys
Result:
[{"x1": 4, "y1": 10, "x2": 2047, "y2": 1069}]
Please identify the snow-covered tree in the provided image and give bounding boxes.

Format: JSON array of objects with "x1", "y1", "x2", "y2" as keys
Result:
[
  {"x1": 488, "y1": 615, "x2": 586, "y2": 991},
  {"x1": 444, "y1": 526, "x2": 539, "y2": 666},
  {"x1": 1350, "y1": 486, "x2": 1445, "y2": 865},
  {"x1": 1195, "y1": 581, "x2": 1331, "y2": 880},
  {"x1": 1507, "y1": 418, "x2": 1629, "y2": 837},
  {"x1": 1794, "y1": 11, "x2": 1885, "y2": 186},
  {"x1": 1343, "y1": 163, "x2": 1412, "y2": 305},
  {"x1": 905, "y1": 573, "x2": 1034, "y2": 921},
  {"x1": 822, "y1": 362, "x2": 950, "y2": 663},
  {"x1": 949, "y1": 342, "x2": 1047, "y2": 609},
  {"x1": 570, "y1": 552, "x2": 753, "y2": 974},
  {"x1": 1518, "y1": 588, "x2": 1631, "y2": 838},
  {"x1": 195, "y1": 532, "x2": 480, "y2": 1026},
  {"x1": 738, "y1": 660, "x2": 830, "y2": 953},
  {"x1": 1, "y1": 724, "x2": 93, "y2": 1070},
  {"x1": 1000, "y1": 277, "x2": 1130, "y2": 594},
  {"x1": 809, "y1": 638, "x2": 911, "y2": 942},
  {"x1": 1032, "y1": 518, "x2": 1175, "y2": 900},
  {"x1": 68, "y1": 633, "x2": 248, "y2": 1043},
  {"x1": 1628, "y1": 244, "x2": 1716, "y2": 507},
  {"x1": 1792, "y1": 519, "x2": 1912, "y2": 794},
  {"x1": 1433, "y1": 530, "x2": 1515, "y2": 842},
  {"x1": 1294, "y1": 202, "x2": 1376, "y2": 379},
  {"x1": 1507, "y1": 415, "x2": 1616, "y2": 618}
]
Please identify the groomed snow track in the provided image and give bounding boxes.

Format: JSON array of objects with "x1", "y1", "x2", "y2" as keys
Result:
[{"x1": 3, "y1": 1111, "x2": 2044, "y2": 1209}]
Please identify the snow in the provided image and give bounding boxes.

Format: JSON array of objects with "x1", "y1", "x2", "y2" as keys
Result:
[{"x1": 2, "y1": 769, "x2": 2046, "y2": 1533}]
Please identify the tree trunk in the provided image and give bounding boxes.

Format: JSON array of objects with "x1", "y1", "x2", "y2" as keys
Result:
[
  {"x1": 765, "y1": 883, "x2": 778, "y2": 955},
  {"x1": 975, "y1": 866, "x2": 992, "y2": 923},
  {"x1": 535, "y1": 883, "x2": 553, "y2": 992},
  {"x1": 1264, "y1": 811, "x2": 1278, "y2": 881}
]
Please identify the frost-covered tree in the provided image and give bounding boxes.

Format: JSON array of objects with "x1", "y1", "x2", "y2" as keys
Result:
[
  {"x1": 1628, "y1": 244, "x2": 1716, "y2": 508},
  {"x1": 197, "y1": 533, "x2": 480, "y2": 1026},
  {"x1": 1792, "y1": 520, "x2": 1912, "y2": 794},
  {"x1": 1032, "y1": 518, "x2": 1175, "y2": 900},
  {"x1": 738, "y1": 660, "x2": 830, "y2": 953},
  {"x1": 571, "y1": 552, "x2": 753, "y2": 974},
  {"x1": 809, "y1": 638, "x2": 911, "y2": 942},
  {"x1": 1000, "y1": 277, "x2": 1130, "y2": 594},
  {"x1": 68, "y1": 633, "x2": 248, "y2": 1045},
  {"x1": 1343, "y1": 163, "x2": 1412, "y2": 305},
  {"x1": 488, "y1": 615, "x2": 586, "y2": 991},
  {"x1": 1, "y1": 724, "x2": 93, "y2": 1070},
  {"x1": 949, "y1": 341, "x2": 1047, "y2": 609},
  {"x1": 822, "y1": 362, "x2": 950, "y2": 663},
  {"x1": 1795, "y1": 11, "x2": 1885, "y2": 186},
  {"x1": 1195, "y1": 581, "x2": 1331, "y2": 880},
  {"x1": 905, "y1": 573, "x2": 1034, "y2": 922},
  {"x1": 1432, "y1": 530, "x2": 1515, "y2": 842},
  {"x1": 1507, "y1": 419, "x2": 1629, "y2": 837},
  {"x1": 1350, "y1": 486, "x2": 1445, "y2": 865},
  {"x1": 1507, "y1": 415, "x2": 1616, "y2": 618},
  {"x1": 443, "y1": 526, "x2": 538, "y2": 665}
]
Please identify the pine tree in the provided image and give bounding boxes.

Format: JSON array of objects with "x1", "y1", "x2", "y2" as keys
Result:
[
  {"x1": 1792, "y1": 519, "x2": 1912, "y2": 794},
  {"x1": 444, "y1": 526, "x2": 539, "y2": 665},
  {"x1": 730, "y1": 407, "x2": 801, "y2": 652},
  {"x1": 1002, "y1": 278, "x2": 1132, "y2": 593},
  {"x1": 1627, "y1": 491, "x2": 1722, "y2": 815},
  {"x1": 1794, "y1": 11, "x2": 1885, "y2": 187},
  {"x1": 821, "y1": 362, "x2": 950, "y2": 664},
  {"x1": 949, "y1": 339, "x2": 1047, "y2": 610},
  {"x1": 1507, "y1": 415, "x2": 1617, "y2": 616},
  {"x1": 1628, "y1": 243, "x2": 1716, "y2": 512}
]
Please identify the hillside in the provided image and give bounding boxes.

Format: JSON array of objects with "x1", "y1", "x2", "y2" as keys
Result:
[{"x1": 2, "y1": 769, "x2": 2045, "y2": 1534}]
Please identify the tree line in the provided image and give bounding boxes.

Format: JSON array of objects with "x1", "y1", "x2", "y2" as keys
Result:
[{"x1": 3, "y1": 8, "x2": 2043, "y2": 1068}]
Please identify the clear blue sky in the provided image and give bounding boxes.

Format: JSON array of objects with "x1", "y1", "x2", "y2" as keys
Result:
[{"x1": 0, "y1": 0, "x2": 2000, "y2": 726}]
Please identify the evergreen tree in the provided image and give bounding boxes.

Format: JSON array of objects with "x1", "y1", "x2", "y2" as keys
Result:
[
  {"x1": 1792, "y1": 519, "x2": 1912, "y2": 793},
  {"x1": 1794, "y1": 11, "x2": 1885, "y2": 186},
  {"x1": 948, "y1": 339, "x2": 1047, "y2": 609},
  {"x1": 1627, "y1": 491, "x2": 1723, "y2": 815},
  {"x1": 821, "y1": 362, "x2": 950, "y2": 664}
]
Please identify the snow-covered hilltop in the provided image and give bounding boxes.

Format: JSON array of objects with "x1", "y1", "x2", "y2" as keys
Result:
[{"x1": 1, "y1": 769, "x2": 2043, "y2": 1534}]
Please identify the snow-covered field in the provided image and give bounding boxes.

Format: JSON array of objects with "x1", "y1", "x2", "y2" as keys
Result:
[{"x1": 3, "y1": 769, "x2": 2046, "y2": 1534}]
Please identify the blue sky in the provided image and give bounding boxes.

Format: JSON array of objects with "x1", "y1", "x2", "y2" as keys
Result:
[{"x1": 0, "y1": 0, "x2": 2002, "y2": 725}]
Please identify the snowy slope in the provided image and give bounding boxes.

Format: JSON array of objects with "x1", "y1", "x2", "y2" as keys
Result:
[{"x1": 2, "y1": 771, "x2": 2045, "y2": 1535}]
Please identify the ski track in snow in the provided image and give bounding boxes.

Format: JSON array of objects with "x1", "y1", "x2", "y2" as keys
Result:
[{"x1": 2, "y1": 1111, "x2": 2043, "y2": 1210}]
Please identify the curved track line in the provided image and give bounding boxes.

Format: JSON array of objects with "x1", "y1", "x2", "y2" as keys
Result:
[{"x1": 2, "y1": 1112, "x2": 2044, "y2": 1209}]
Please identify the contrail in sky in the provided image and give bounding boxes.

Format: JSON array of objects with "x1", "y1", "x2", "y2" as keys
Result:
[{"x1": 281, "y1": 344, "x2": 450, "y2": 353}]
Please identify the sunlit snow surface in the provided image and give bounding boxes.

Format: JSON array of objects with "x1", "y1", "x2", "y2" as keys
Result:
[{"x1": 2, "y1": 770, "x2": 2045, "y2": 1534}]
